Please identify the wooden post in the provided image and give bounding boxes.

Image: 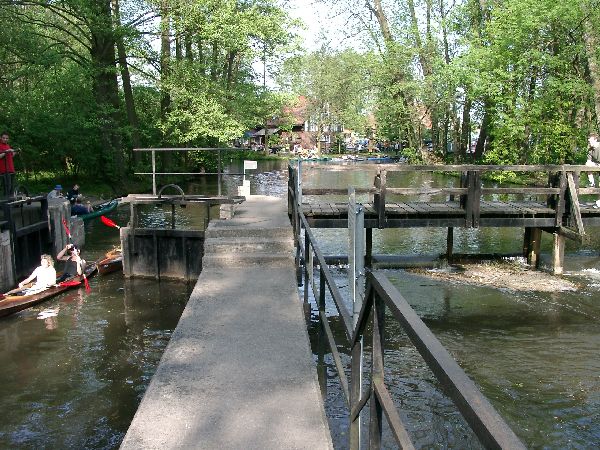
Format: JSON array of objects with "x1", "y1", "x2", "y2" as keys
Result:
[
  {"x1": 447, "y1": 194, "x2": 455, "y2": 262},
  {"x1": 373, "y1": 169, "x2": 386, "y2": 228},
  {"x1": 47, "y1": 198, "x2": 77, "y2": 256},
  {"x1": 366, "y1": 227, "x2": 373, "y2": 268},
  {"x1": 369, "y1": 288, "x2": 385, "y2": 447},
  {"x1": 0, "y1": 229, "x2": 15, "y2": 292},
  {"x1": 446, "y1": 227, "x2": 454, "y2": 262},
  {"x1": 524, "y1": 227, "x2": 542, "y2": 267},
  {"x1": 523, "y1": 227, "x2": 531, "y2": 257},
  {"x1": 552, "y1": 232, "x2": 565, "y2": 275}
]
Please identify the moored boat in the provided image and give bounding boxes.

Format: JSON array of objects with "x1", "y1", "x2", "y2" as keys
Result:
[
  {"x1": 0, "y1": 263, "x2": 97, "y2": 318},
  {"x1": 78, "y1": 199, "x2": 119, "y2": 221},
  {"x1": 97, "y1": 249, "x2": 123, "y2": 275}
]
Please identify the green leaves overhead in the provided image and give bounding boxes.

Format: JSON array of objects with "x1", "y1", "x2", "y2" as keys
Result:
[{"x1": 0, "y1": 0, "x2": 297, "y2": 183}]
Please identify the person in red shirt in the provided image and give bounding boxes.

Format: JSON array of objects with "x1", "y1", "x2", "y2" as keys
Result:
[{"x1": 0, "y1": 131, "x2": 17, "y2": 198}]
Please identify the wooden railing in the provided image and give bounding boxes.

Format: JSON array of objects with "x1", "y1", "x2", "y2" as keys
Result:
[
  {"x1": 287, "y1": 167, "x2": 526, "y2": 449},
  {"x1": 292, "y1": 163, "x2": 600, "y2": 236}
]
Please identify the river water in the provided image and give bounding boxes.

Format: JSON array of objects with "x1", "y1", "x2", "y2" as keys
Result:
[{"x1": 0, "y1": 159, "x2": 598, "y2": 448}]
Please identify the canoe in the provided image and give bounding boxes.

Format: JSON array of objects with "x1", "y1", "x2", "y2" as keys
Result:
[
  {"x1": 97, "y1": 249, "x2": 123, "y2": 275},
  {"x1": 78, "y1": 199, "x2": 119, "y2": 221},
  {"x1": 0, "y1": 263, "x2": 98, "y2": 318}
]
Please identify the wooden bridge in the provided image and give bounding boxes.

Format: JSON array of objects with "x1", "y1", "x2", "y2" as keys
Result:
[{"x1": 289, "y1": 163, "x2": 600, "y2": 274}]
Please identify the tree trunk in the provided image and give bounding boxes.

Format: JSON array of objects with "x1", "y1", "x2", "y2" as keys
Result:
[
  {"x1": 90, "y1": 0, "x2": 123, "y2": 183},
  {"x1": 160, "y1": 1, "x2": 171, "y2": 122},
  {"x1": 111, "y1": 0, "x2": 141, "y2": 164},
  {"x1": 185, "y1": 32, "x2": 193, "y2": 61},
  {"x1": 583, "y1": 11, "x2": 600, "y2": 132},
  {"x1": 474, "y1": 105, "x2": 491, "y2": 160},
  {"x1": 367, "y1": 0, "x2": 416, "y2": 146},
  {"x1": 370, "y1": 0, "x2": 392, "y2": 42},
  {"x1": 210, "y1": 42, "x2": 218, "y2": 81},
  {"x1": 460, "y1": 97, "x2": 471, "y2": 158}
]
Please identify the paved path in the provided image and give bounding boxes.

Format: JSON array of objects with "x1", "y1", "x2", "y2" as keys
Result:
[{"x1": 121, "y1": 196, "x2": 332, "y2": 450}]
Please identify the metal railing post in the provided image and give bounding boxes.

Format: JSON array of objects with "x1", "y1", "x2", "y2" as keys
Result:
[
  {"x1": 218, "y1": 149, "x2": 222, "y2": 196},
  {"x1": 152, "y1": 149, "x2": 156, "y2": 195},
  {"x1": 317, "y1": 264, "x2": 328, "y2": 399},
  {"x1": 348, "y1": 186, "x2": 365, "y2": 449}
]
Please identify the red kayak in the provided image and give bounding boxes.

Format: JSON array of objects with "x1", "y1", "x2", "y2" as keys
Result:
[{"x1": 0, "y1": 263, "x2": 97, "y2": 318}]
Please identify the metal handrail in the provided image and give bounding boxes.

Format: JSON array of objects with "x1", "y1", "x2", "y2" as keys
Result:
[
  {"x1": 288, "y1": 166, "x2": 525, "y2": 449},
  {"x1": 133, "y1": 147, "x2": 250, "y2": 196}
]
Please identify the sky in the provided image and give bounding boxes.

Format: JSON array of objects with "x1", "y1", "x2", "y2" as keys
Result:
[{"x1": 285, "y1": 0, "x2": 358, "y2": 51}]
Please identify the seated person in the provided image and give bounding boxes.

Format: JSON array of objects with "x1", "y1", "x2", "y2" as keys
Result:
[
  {"x1": 47, "y1": 184, "x2": 63, "y2": 200},
  {"x1": 71, "y1": 197, "x2": 92, "y2": 215},
  {"x1": 67, "y1": 184, "x2": 80, "y2": 204},
  {"x1": 56, "y1": 244, "x2": 86, "y2": 282},
  {"x1": 16, "y1": 254, "x2": 57, "y2": 293}
]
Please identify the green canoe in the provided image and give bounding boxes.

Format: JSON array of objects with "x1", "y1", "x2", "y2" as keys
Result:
[{"x1": 77, "y1": 199, "x2": 119, "y2": 221}]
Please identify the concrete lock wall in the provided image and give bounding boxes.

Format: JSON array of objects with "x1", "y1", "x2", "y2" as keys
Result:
[
  {"x1": 0, "y1": 230, "x2": 15, "y2": 292},
  {"x1": 47, "y1": 199, "x2": 84, "y2": 255},
  {"x1": 121, "y1": 228, "x2": 204, "y2": 282}
]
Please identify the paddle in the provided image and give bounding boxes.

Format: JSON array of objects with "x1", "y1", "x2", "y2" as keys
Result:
[
  {"x1": 100, "y1": 215, "x2": 120, "y2": 229},
  {"x1": 61, "y1": 218, "x2": 91, "y2": 293}
]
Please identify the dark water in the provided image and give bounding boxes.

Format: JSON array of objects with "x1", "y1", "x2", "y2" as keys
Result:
[
  {"x1": 1, "y1": 160, "x2": 599, "y2": 448},
  {"x1": 0, "y1": 206, "x2": 190, "y2": 449},
  {"x1": 0, "y1": 161, "x2": 289, "y2": 449}
]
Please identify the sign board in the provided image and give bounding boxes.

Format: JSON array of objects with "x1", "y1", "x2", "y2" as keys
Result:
[{"x1": 244, "y1": 160, "x2": 258, "y2": 170}]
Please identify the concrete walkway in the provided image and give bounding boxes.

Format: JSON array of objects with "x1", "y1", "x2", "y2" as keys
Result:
[{"x1": 121, "y1": 196, "x2": 332, "y2": 450}]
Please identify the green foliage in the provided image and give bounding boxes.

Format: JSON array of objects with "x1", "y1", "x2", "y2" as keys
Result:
[{"x1": 279, "y1": 48, "x2": 374, "y2": 137}]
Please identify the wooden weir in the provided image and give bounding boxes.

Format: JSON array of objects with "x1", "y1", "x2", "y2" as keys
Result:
[
  {"x1": 289, "y1": 162, "x2": 600, "y2": 274},
  {"x1": 288, "y1": 170, "x2": 528, "y2": 449}
]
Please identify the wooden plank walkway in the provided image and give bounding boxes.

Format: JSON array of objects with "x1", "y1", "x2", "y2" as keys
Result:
[{"x1": 302, "y1": 200, "x2": 600, "y2": 228}]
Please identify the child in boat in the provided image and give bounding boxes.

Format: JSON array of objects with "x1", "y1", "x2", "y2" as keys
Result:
[
  {"x1": 18, "y1": 254, "x2": 57, "y2": 293},
  {"x1": 56, "y1": 244, "x2": 86, "y2": 282}
]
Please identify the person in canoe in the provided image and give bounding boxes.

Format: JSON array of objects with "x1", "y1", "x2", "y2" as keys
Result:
[
  {"x1": 71, "y1": 197, "x2": 92, "y2": 216},
  {"x1": 55, "y1": 244, "x2": 86, "y2": 283},
  {"x1": 15, "y1": 254, "x2": 57, "y2": 294}
]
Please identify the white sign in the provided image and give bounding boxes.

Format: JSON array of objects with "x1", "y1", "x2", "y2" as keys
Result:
[{"x1": 244, "y1": 160, "x2": 258, "y2": 170}]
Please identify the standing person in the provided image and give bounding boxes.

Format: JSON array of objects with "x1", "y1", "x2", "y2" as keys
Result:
[
  {"x1": 55, "y1": 243, "x2": 85, "y2": 282},
  {"x1": 587, "y1": 133, "x2": 600, "y2": 208},
  {"x1": 17, "y1": 254, "x2": 57, "y2": 293},
  {"x1": 0, "y1": 131, "x2": 17, "y2": 198},
  {"x1": 66, "y1": 184, "x2": 80, "y2": 204}
]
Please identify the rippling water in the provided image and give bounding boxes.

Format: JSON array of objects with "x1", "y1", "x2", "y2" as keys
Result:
[{"x1": 0, "y1": 207, "x2": 190, "y2": 449}]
